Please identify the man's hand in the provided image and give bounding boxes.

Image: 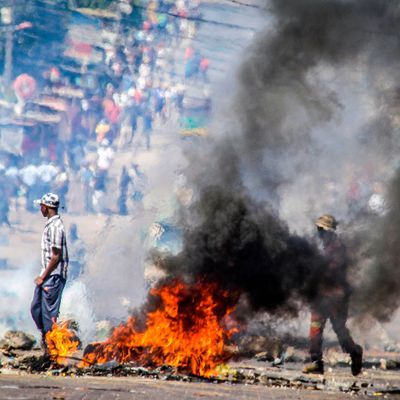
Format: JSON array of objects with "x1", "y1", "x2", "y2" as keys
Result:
[{"x1": 34, "y1": 276, "x2": 44, "y2": 286}]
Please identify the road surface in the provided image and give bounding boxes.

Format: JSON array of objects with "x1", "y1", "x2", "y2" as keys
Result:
[{"x1": 0, "y1": 372, "x2": 367, "y2": 400}]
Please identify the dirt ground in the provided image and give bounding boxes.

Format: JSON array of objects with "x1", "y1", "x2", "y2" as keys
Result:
[
  {"x1": 2, "y1": 355, "x2": 400, "y2": 399},
  {"x1": 0, "y1": 371, "x2": 374, "y2": 400}
]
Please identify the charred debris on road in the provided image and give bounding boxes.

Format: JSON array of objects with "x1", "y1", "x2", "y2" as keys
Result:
[{"x1": 1, "y1": 331, "x2": 400, "y2": 397}]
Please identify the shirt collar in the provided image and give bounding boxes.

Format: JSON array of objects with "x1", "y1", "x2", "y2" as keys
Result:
[{"x1": 45, "y1": 214, "x2": 60, "y2": 227}]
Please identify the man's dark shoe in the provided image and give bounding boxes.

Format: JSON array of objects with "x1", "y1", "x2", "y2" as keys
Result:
[
  {"x1": 350, "y1": 345, "x2": 363, "y2": 376},
  {"x1": 303, "y1": 360, "x2": 324, "y2": 374}
]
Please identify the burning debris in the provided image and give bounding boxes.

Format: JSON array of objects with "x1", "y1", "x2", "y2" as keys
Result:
[
  {"x1": 80, "y1": 279, "x2": 238, "y2": 377},
  {"x1": 45, "y1": 321, "x2": 80, "y2": 365}
]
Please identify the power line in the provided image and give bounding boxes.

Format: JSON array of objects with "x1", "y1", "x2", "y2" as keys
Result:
[
  {"x1": 14, "y1": 21, "x2": 244, "y2": 52},
  {"x1": 11, "y1": 4, "x2": 248, "y2": 51},
  {"x1": 221, "y1": 0, "x2": 264, "y2": 9},
  {"x1": 130, "y1": 3, "x2": 257, "y2": 31}
]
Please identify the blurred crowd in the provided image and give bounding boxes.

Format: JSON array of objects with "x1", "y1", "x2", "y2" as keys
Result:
[
  {"x1": 328, "y1": 175, "x2": 387, "y2": 220},
  {"x1": 0, "y1": 0, "x2": 211, "y2": 225}
]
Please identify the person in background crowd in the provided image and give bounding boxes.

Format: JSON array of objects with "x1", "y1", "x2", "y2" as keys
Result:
[
  {"x1": 199, "y1": 56, "x2": 210, "y2": 82},
  {"x1": 5, "y1": 160, "x2": 20, "y2": 211},
  {"x1": 53, "y1": 167, "x2": 69, "y2": 212},
  {"x1": 0, "y1": 168, "x2": 10, "y2": 226},
  {"x1": 37, "y1": 161, "x2": 58, "y2": 196},
  {"x1": 80, "y1": 161, "x2": 95, "y2": 213},
  {"x1": 141, "y1": 97, "x2": 153, "y2": 149},
  {"x1": 67, "y1": 223, "x2": 85, "y2": 280},
  {"x1": 20, "y1": 162, "x2": 39, "y2": 213},
  {"x1": 118, "y1": 166, "x2": 132, "y2": 215},
  {"x1": 130, "y1": 163, "x2": 145, "y2": 208}
]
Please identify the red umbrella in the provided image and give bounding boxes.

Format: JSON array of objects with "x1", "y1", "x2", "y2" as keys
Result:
[{"x1": 13, "y1": 73, "x2": 37, "y2": 100}]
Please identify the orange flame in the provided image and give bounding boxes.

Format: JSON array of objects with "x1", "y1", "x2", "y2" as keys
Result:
[
  {"x1": 45, "y1": 321, "x2": 80, "y2": 364},
  {"x1": 82, "y1": 280, "x2": 238, "y2": 377}
]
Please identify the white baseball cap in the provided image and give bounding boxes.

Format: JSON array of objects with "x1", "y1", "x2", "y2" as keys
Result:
[{"x1": 34, "y1": 192, "x2": 60, "y2": 209}]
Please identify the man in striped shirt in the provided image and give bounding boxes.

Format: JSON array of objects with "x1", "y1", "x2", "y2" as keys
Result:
[{"x1": 31, "y1": 193, "x2": 69, "y2": 353}]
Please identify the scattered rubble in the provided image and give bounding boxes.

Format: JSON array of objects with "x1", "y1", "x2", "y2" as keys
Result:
[
  {"x1": 0, "y1": 331, "x2": 35, "y2": 351},
  {"x1": 238, "y1": 335, "x2": 282, "y2": 359},
  {"x1": 1, "y1": 348, "x2": 400, "y2": 396},
  {"x1": 2, "y1": 331, "x2": 400, "y2": 396},
  {"x1": 380, "y1": 358, "x2": 400, "y2": 370}
]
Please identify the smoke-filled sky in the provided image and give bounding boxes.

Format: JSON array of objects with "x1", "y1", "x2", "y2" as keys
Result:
[
  {"x1": 161, "y1": 0, "x2": 400, "y2": 327},
  {"x1": 235, "y1": 0, "x2": 400, "y2": 222}
]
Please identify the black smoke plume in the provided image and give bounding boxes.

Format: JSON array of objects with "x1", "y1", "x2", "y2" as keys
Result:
[{"x1": 156, "y1": 186, "x2": 325, "y2": 317}]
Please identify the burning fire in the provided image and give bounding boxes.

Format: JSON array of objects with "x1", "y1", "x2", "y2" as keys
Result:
[
  {"x1": 82, "y1": 280, "x2": 238, "y2": 377},
  {"x1": 45, "y1": 321, "x2": 80, "y2": 364}
]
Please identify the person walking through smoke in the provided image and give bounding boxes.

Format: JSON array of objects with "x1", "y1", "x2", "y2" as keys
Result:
[
  {"x1": 303, "y1": 214, "x2": 362, "y2": 376},
  {"x1": 30, "y1": 193, "x2": 69, "y2": 355}
]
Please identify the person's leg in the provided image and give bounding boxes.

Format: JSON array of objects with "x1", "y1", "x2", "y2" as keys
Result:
[
  {"x1": 31, "y1": 285, "x2": 49, "y2": 354},
  {"x1": 144, "y1": 129, "x2": 151, "y2": 150},
  {"x1": 329, "y1": 295, "x2": 358, "y2": 351},
  {"x1": 26, "y1": 187, "x2": 34, "y2": 212},
  {"x1": 309, "y1": 308, "x2": 327, "y2": 363},
  {"x1": 330, "y1": 296, "x2": 363, "y2": 376},
  {"x1": 41, "y1": 275, "x2": 66, "y2": 334},
  {"x1": 303, "y1": 304, "x2": 327, "y2": 373},
  {"x1": 30, "y1": 285, "x2": 44, "y2": 333},
  {"x1": 118, "y1": 193, "x2": 128, "y2": 215}
]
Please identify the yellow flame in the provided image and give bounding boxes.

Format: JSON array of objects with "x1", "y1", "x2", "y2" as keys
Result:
[{"x1": 45, "y1": 321, "x2": 79, "y2": 364}]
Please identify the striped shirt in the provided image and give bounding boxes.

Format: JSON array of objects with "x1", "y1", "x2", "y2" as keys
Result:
[{"x1": 41, "y1": 215, "x2": 69, "y2": 279}]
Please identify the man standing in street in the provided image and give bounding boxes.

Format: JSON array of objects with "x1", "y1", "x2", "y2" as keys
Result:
[
  {"x1": 31, "y1": 193, "x2": 68, "y2": 353},
  {"x1": 303, "y1": 214, "x2": 363, "y2": 376}
]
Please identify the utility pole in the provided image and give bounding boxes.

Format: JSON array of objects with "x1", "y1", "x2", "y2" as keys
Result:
[{"x1": 1, "y1": 6, "x2": 13, "y2": 87}]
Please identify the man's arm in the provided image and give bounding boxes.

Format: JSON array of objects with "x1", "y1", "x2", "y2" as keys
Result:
[{"x1": 34, "y1": 247, "x2": 61, "y2": 286}]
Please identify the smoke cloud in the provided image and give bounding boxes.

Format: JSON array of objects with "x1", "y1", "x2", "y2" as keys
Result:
[
  {"x1": 235, "y1": 0, "x2": 400, "y2": 208},
  {"x1": 351, "y1": 170, "x2": 400, "y2": 321},
  {"x1": 156, "y1": 186, "x2": 326, "y2": 318}
]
